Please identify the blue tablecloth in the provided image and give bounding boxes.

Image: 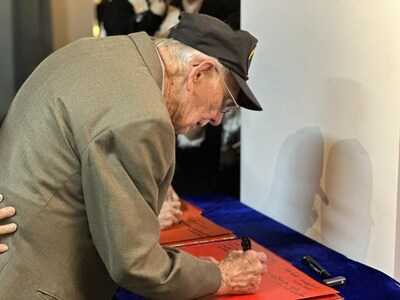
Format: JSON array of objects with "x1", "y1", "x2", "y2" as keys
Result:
[{"x1": 115, "y1": 194, "x2": 400, "y2": 300}]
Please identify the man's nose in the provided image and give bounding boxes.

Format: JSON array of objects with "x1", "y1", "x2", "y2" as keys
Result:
[{"x1": 209, "y1": 111, "x2": 224, "y2": 126}]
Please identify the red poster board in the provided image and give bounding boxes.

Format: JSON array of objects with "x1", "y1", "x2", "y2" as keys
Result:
[
  {"x1": 180, "y1": 239, "x2": 342, "y2": 300},
  {"x1": 160, "y1": 199, "x2": 236, "y2": 247}
]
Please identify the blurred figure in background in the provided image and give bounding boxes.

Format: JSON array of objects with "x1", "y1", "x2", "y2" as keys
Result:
[
  {"x1": 156, "y1": 0, "x2": 240, "y2": 37},
  {"x1": 98, "y1": 0, "x2": 168, "y2": 36}
]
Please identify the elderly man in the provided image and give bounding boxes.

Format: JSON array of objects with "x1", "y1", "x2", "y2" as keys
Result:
[{"x1": 0, "y1": 13, "x2": 265, "y2": 299}]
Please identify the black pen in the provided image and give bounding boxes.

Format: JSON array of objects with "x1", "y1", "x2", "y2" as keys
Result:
[
  {"x1": 303, "y1": 255, "x2": 346, "y2": 287},
  {"x1": 241, "y1": 237, "x2": 252, "y2": 251},
  {"x1": 303, "y1": 255, "x2": 331, "y2": 278}
]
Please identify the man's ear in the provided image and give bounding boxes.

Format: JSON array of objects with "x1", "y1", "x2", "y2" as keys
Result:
[{"x1": 187, "y1": 60, "x2": 216, "y2": 89}]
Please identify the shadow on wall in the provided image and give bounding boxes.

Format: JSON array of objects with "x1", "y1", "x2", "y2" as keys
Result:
[
  {"x1": 262, "y1": 127, "x2": 327, "y2": 233},
  {"x1": 322, "y1": 139, "x2": 373, "y2": 261},
  {"x1": 320, "y1": 78, "x2": 373, "y2": 261},
  {"x1": 261, "y1": 126, "x2": 373, "y2": 262}
]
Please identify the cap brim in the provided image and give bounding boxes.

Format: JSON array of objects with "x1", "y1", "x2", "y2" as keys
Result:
[{"x1": 232, "y1": 72, "x2": 263, "y2": 111}]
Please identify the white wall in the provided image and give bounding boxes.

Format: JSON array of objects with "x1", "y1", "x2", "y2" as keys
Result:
[{"x1": 241, "y1": 0, "x2": 400, "y2": 279}]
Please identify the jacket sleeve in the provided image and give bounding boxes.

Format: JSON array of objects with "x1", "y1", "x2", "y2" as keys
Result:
[{"x1": 80, "y1": 117, "x2": 221, "y2": 299}]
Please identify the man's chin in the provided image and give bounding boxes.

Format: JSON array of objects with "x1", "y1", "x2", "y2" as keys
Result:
[{"x1": 174, "y1": 127, "x2": 190, "y2": 135}]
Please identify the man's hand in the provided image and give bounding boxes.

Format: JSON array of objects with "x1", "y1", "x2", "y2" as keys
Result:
[
  {"x1": 158, "y1": 186, "x2": 182, "y2": 230},
  {"x1": 0, "y1": 194, "x2": 17, "y2": 253},
  {"x1": 164, "y1": 184, "x2": 180, "y2": 202},
  {"x1": 216, "y1": 250, "x2": 267, "y2": 295}
]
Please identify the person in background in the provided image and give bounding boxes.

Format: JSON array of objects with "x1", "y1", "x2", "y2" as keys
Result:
[
  {"x1": 0, "y1": 13, "x2": 265, "y2": 299},
  {"x1": 98, "y1": 0, "x2": 168, "y2": 36},
  {"x1": 155, "y1": 0, "x2": 240, "y2": 37}
]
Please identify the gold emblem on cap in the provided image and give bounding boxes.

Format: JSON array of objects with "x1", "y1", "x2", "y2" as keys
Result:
[{"x1": 248, "y1": 48, "x2": 256, "y2": 61}]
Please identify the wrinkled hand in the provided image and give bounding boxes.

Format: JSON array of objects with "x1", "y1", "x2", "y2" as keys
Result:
[
  {"x1": 158, "y1": 186, "x2": 182, "y2": 230},
  {"x1": 216, "y1": 250, "x2": 267, "y2": 295},
  {"x1": 165, "y1": 185, "x2": 180, "y2": 202},
  {"x1": 0, "y1": 194, "x2": 17, "y2": 253},
  {"x1": 182, "y1": 0, "x2": 203, "y2": 14}
]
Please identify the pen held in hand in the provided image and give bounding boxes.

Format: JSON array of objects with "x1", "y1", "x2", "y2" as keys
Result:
[{"x1": 241, "y1": 237, "x2": 252, "y2": 251}]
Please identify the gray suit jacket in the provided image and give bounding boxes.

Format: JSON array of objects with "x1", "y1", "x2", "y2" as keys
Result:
[{"x1": 0, "y1": 32, "x2": 220, "y2": 300}]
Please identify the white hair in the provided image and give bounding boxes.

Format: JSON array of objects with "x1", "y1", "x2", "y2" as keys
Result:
[{"x1": 154, "y1": 38, "x2": 230, "y2": 77}]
